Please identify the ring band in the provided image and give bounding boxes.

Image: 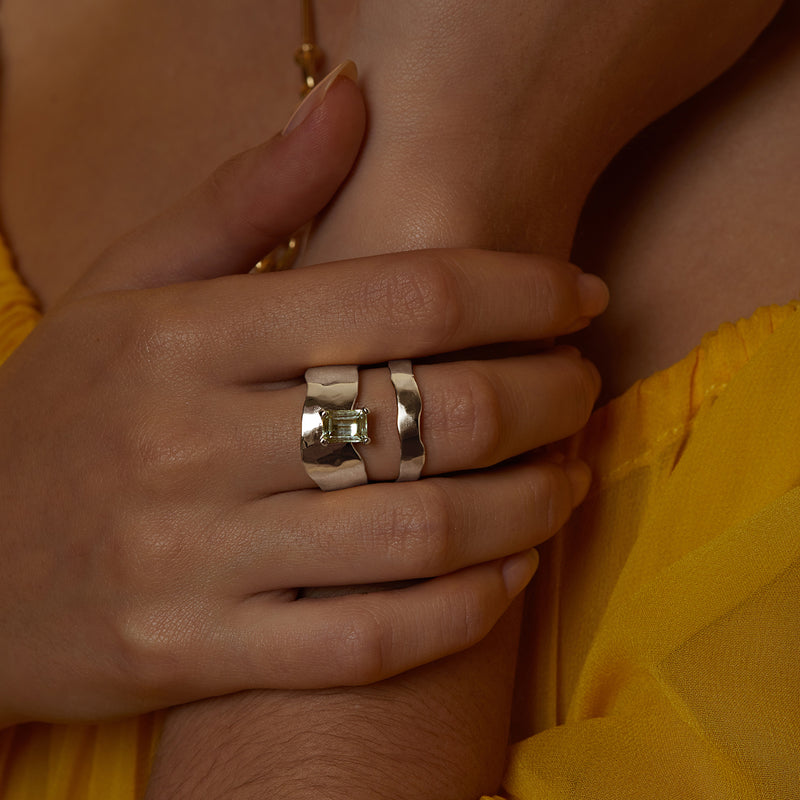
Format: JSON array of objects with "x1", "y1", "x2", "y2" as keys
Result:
[
  {"x1": 302, "y1": 366, "x2": 370, "y2": 491},
  {"x1": 388, "y1": 360, "x2": 426, "y2": 481}
]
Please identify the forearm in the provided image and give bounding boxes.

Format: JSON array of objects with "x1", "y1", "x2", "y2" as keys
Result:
[{"x1": 148, "y1": 603, "x2": 522, "y2": 799}]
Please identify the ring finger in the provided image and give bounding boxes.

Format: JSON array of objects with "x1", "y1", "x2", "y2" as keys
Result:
[{"x1": 221, "y1": 346, "x2": 599, "y2": 496}]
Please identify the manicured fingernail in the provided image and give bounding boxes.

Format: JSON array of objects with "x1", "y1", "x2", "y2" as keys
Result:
[
  {"x1": 585, "y1": 357, "x2": 602, "y2": 394},
  {"x1": 503, "y1": 549, "x2": 540, "y2": 597},
  {"x1": 576, "y1": 272, "x2": 610, "y2": 317},
  {"x1": 564, "y1": 459, "x2": 592, "y2": 505},
  {"x1": 282, "y1": 60, "x2": 358, "y2": 136}
]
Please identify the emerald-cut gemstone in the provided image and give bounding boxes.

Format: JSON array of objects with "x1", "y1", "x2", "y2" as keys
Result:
[{"x1": 320, "y1": 408, "x2": 370, "y2": 445}]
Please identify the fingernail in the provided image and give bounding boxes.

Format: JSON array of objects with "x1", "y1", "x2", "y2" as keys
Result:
[
  {"x1": 564, "y1": 315, "x2": 593, "y2": 334},
  {"x1": 564, "y1": 459, "x2": 592, "y2": 506},
  {"x1": 547, "y1": 447, "x2": 566, "y2": 465},
  {"x1": 586, "y1": 358, "x2": 602, "y2": 394},
  {"x1": 576, "y1": 272, "x2": 610, "y2": 317},
  {"x1": 282, "y1": 60, "x2": 358, "y2": 136},
  {"x1": 553, "y1": 344, "x2": 581, "y2": 359},
  {"x1": 503, "y1": 549, "x2": 540, "y2": 597}
]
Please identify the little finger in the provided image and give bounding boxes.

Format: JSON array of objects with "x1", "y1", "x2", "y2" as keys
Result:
[
  {"x1": 218, "y1": 552, "x2": 539, "y2": 690},
  {"x1": 228, "y1": 458, "x2": 589, "y2": 592}
]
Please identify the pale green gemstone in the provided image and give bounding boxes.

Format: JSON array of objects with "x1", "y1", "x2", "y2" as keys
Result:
[{"x1": 320, "y1": 408, "x2": 370, "y2": 445}]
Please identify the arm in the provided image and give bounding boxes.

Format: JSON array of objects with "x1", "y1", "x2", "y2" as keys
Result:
[
  {"x1": 0, "y1": 71, "x2": 591, "y2": 729},
  {"x1": 146, "y1": 1, "x2": 782, "y2": 797}
]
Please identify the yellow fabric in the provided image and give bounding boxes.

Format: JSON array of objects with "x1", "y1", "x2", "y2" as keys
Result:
[
  {"x1": 493, "y1": 301, "x2": 800, "y2": 799},
  {"x1": 1, "y1": 242, "x2": 798, "y2": 797},
  {"x1": 0, "y1": 239, "x2": 39, "y2": 366},
  {"x1": 0, "y1": 717, "x2": 161, "y2": 800}
]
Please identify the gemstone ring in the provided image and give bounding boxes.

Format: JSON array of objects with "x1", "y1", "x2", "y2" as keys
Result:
[{"x1": 302, "y1": 365, "x2": 370, "y2": 491}]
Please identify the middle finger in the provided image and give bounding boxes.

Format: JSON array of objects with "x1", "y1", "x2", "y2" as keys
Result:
[{"x1": 174, "y1": 249, "x2": 608, "y2": 383}]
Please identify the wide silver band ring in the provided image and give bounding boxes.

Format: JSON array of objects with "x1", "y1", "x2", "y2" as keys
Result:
[
  {"x1": 388, "y1": 360, "x2": 426, "y2": 481},
  {"x1": 302, "y1": 366, "x2": 370, "y2": 491}
]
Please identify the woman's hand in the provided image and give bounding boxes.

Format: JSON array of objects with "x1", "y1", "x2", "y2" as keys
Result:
[{"x1": 0, "y1": 67, "x2": 606, "y2": 727}]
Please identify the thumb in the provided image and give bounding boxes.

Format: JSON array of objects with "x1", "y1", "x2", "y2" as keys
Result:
[{"x1": 73, "y1": 61, "x2": 365, "y2": 297}]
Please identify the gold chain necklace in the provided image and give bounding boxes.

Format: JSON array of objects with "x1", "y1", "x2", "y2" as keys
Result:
[
  {"x1": 252, "y1": 0, "x2": 324, "y2": 274},
  {"x1": 296, "y1": 0, "x2": 324, "y2": 96}
]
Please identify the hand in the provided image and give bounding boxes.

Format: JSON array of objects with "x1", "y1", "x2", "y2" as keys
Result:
[{"x1": 0, "y1": 67, "x2": 605, "y2": 727}]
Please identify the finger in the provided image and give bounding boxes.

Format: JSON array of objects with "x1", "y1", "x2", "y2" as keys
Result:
[
  {"x1": 217, "y1": 350, "x2": 599, "y2": 495},
  {"x1": 71, "y1": 63, "x2": 366, "y2": 297},
  {"x1": 178, "y1": 249, "x2": 608, "y2": 383},
  {"x1": 220, "y1": 551, "x2": 539, "y2": 690},
  {"x1": 228, "y1": 459, "x2": 588, "y2": 592}
]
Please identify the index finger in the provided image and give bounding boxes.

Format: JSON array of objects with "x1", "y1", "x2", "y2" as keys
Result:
[{"x1": 174, "y1": 248, "x2": 609, "y2": 382}]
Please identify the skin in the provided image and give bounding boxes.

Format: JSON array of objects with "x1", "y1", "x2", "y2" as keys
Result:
[
  {"x1": 571, "y1": 0, "x2": 800, "y2": 398},
  {"x1": 0, "y1": 75, "x2": 602, "y2": 727},
  {"x1": 1, "y1": 0, "x2": 797, "y2": 796}
]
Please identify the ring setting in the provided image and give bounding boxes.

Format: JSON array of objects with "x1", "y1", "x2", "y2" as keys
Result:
[
  {"x1": 302, "y1": 365, "x2": 369, "y2": 491},
  {"x1": 302, "y1": 360, "x2": 425, "y2": 490},
  {"x1": 319, "y1": 408, "x2": 370, "y2": 446}
]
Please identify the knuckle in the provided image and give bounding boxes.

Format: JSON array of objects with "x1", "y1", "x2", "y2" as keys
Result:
[
  {"x1": 448, "y1": 585, "x2": 494, "y2": 649},
  {"x1": 130, "y1": 291, "x2": 207, "y2": 370},
  {"x1": 530, "y1": 464, "x2": 571, "y2": 535},
  {"x1": 130, "y1": 407, "x2": 212, "y2": 493},
  {"x1": 392, "y1": 481, "x2": 455, "y2": 575},
  {"x1": 103, "y1": 517, "x2": 188, "y2": 619},
  {"x1": 205, "y1": 152, "x2": 250, "y2": 231},
  {"x1": 529, "y1": 260, "x2": 579, "y2": 325},
  {"x1": 441, "y1": 365, "x2": 503, "y2": 466},
  {"x1": 562, "y1": 358, "x2": 599, "y2": 428},
  {"x1": 114, "y1": 604, "x2": 192, "y2": 699},
  {"x1": 373, "y1": 254, "x2": 463, "y2": 350},
  {"x1": 334, "y1": 607, "x2": 387, "y2": 686},
  {"x1": 128, "y1": 519, "x2": 188, "y2": 581}
]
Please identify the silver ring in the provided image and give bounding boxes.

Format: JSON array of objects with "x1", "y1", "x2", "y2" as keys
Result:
[
  {"x1": 302, "y1": 366, "x2": 370, "y2": 491},
  {"x1": 388, "y1": 360, "x2": 426, "y2": 481}
]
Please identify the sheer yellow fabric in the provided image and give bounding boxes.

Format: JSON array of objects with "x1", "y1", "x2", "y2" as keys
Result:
[
  {"x1": 1, "y1": 240, "x2": 797, "y2": 797},
  {"x1": 487, "y1": 301, "x2": 800, "y2": 799}
]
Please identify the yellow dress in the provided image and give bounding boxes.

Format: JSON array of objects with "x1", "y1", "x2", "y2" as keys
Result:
[{"x1": 1, "y1": 242, "x2": 798, "y2": 798}]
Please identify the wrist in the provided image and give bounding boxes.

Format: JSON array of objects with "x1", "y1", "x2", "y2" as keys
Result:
[
  {"x1": 309, "y1": 0, "x2": 780, "y2": 266},
  {"x1": 304, "y1": 50, "x2": 603, "y2": 263}
]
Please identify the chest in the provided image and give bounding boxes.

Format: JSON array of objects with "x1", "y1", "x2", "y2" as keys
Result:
[{"x1": 0, "y1": 0, "x2": 352, "y2": 305}]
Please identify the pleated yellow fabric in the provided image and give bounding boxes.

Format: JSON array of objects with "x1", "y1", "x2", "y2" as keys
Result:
[
  {"x1": 0, "y1": 240, "x2": 39, "y2": 366},
  {"x1": 0, "y1": 717, "x2": 161, "y2": 800},
  {"x1": 2, "y1": 240, "x2": 798, "y2": 796},
  {"x1": 490, "y1": 301, "x2": 800, "y2": 799}
]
